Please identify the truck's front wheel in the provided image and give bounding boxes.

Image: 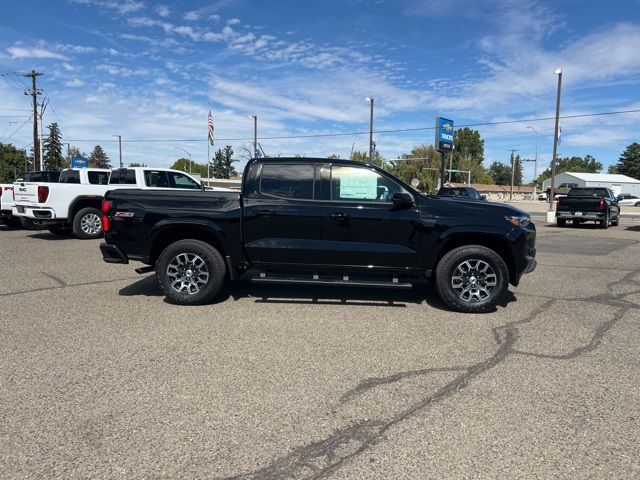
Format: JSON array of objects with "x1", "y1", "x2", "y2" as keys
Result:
[
  {"x1": 435, "y1": 245, "x2": 509, "y2": 313},
  {"x1": 156, "y1": 240, "x2": 227, "y2": 305}
]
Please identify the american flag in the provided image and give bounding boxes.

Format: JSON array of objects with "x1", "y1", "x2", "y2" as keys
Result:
[{"x1": 208, "y1": 110, "x2": 215, "y2": 145}]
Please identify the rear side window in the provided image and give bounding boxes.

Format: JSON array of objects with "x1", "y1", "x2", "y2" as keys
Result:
[
  {"x1": 260, "y1": 164, "x2": 315, "y2": 199},
  {"x1": 144, "y1": 170, "x2": 170, "y2": 188},
  {"x1": 59, "y1": 170, "x2": 80, "y2": 184},
  {"x1": 109, "y1": 169, "x2": 137, "y2": 185},
  {"x1": 168, "y1": 172, "x2": 200, "y2": 189},
  {"x1": 88, "y1": 171, "x2": 110, "y2": 185}
]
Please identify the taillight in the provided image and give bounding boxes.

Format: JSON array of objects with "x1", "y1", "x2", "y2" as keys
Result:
[
  {"x1": 37, "y1": 186, "x2": 49, "y2": 203},
  {"x1": 599, "y1": 198, "x2": 605, "y2": 210},
  {"x1": 101, "y1": 199, "x2": 112, "y2": 233},
  {"x1": 556, "y1": 197, "x2": 561, "y2": 207}
]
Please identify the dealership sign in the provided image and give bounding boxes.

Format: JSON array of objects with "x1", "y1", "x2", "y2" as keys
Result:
[
  {"x1": 71, "y1": 156, "x2": 88, "y2": 168},
  {"x1": 435, "y1": 117, "x2": 454, "y2": 152}
]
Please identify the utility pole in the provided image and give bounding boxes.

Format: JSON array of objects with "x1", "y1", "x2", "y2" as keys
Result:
[
  {"x1": 548, "y1": 69, "x2": 563, "y2": 217},
  {"x1": 113, "y1": 135, "x2": 123, "y2": 168},
  {"x1": 527, "y1": 126, "x2": 539, "y2": 195},
  {"x1": 508, "y1": 149, "x2": 518, "y2": 200},
  {"x1": 365, "y1": 97, "x2": 374, "y2": 162},
  {"x1": 23, "y1": 70, "x2": 43, "y2": 171}
]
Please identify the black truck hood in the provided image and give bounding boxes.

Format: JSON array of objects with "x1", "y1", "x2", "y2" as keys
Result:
[{"x1": 416, "y1": 195, "x2": 530, "y2": 222}]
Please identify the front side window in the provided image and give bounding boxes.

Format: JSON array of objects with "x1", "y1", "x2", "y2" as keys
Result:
[
  {"x1": 144, "y1": 170, "x2": 170, "y2": 188},
  {"x1": 168, "y1": 172, "x2": 201, "y2": 189},
  {"x1": 330, "y1": 166, "x2": 401, "y2": 202},
  {"x1": 260, "y1": 164, "x2": 315, "y2": 199},
  {"x1": 88, "y1": 171, "x2": 110, "y2": 185}
]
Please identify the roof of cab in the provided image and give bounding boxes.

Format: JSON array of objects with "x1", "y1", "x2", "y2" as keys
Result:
[{"x1": 247, "y1": 156, "x2": 377, "y2": 168}]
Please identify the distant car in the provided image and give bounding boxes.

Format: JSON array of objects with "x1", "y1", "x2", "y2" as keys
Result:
[
  {"x1": 537, "y1": 192, "x2": 548, "y2": 201},
  {"x1": 436, "y1": 187, "x2": 486, "y2": 201},
  {"x1": 617, "y1": 194, "x2": 640, "y2": 207}
]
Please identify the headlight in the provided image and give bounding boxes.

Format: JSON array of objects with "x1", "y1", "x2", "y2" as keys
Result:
[{"x1": 505, "y1": 214, "x2": 530, "y2": 227}]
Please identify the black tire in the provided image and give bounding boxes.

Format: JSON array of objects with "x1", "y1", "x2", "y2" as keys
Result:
[
  {"x1": 557, "y1": 218, "x2": 566, "y2": 227},
  {"x1": 72, "y1": 207, "x2": 103, "y2": 239},
  {"x1": 599, "y1": 211, "x2": 609, "y2": 229},
  {"x1": 611, "y1": 214, "x2": 619, "y2": 226},
  {"x1": 156, "y1": 239, "x2": 227, "y2": 305},
  {"x1": 635, "y1": 201, "x2": 640, "y2": 207},
  {"x1": 572, "y1": 219, "x2": 582, "y2": 227},
  {"x1": 1, "y1": 216, "x2": 22, "y2": 229},
  {"x1": 435, "y1": 245, "x2": 509, "y2": 313},
  {"x1": 47, "y1": 223, "x2": 73, "y2": 236}
]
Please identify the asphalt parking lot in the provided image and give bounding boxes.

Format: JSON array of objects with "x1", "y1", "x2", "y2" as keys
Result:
[{"x1": 1, "y1": 219, "x2": 639, "y2": 479}]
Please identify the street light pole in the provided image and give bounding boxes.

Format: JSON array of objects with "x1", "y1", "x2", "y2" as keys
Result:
[
  {"x1": 548, "y1": 69, "x2": 563, "y2": 218},
  {"x1": 175, "y1": 146, "x2": 192, "y2": 173},
  {"x1": 527, "y1": 125, "x2": 539, "y2": 195},
  {"x1": 364, "y1": 97, "x2": 374, "y2": 162},
  {"x1": 249, "y1": 115, "x2": 257, "y2": 158},
  {"x1": 112, "y1": 135, "x2": 122, "y2": 168}
]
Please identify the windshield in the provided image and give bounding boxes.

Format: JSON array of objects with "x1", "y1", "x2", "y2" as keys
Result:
[{"x1": 568, "y1": 188, "x2": 608, "y2": 197}]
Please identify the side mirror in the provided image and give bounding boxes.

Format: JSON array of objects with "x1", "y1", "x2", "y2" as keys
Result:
[
  {"x1": 391, "y1": 191, "x2": 414, "y2": 208},
  {"x1": 481, "y1": 195, "x2": 487, "y2": 200}
]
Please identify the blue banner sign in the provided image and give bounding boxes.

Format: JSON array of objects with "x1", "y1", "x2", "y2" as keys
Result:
[
  {"x1": 71, "y1": 156, "x2": 88, "y2": 168},
  {"x1": 436, "y1": 117, "x2": 454, "y2": 152}
]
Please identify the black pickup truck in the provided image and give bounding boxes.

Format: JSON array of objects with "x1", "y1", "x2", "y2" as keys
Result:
[
  {"x1": 100, "y1": 158, "x2": 537, "y2": 312},
  {"x1": 556, "y1": 187, "x2": 620, "y2": 228}
]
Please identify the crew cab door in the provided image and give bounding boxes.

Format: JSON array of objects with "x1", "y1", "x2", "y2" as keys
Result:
[
  {"x1": 319, "y1": 164, "x2": 421, "y2": 270},
  {"x1": 243, "y1": 162, "x2": 325, "y2": 266}
]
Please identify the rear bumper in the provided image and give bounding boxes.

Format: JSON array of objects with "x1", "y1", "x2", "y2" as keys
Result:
[
  {"x1": 100, "y1": 242, "x2": 129, "y2": 264},
  {"x1": 556, "y1": 211, "x2": 604, "y2": 220},
  {"x1": 12, "y1": 205, "x2": 58, "y2": 220}
]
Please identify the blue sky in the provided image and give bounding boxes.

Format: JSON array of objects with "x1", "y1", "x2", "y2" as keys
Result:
[{"x1": 1, "y1": 0, "x2": 639, "y2": 180}]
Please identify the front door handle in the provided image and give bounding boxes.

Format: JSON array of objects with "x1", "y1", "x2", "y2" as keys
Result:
[
  {"x1": 328, "y1": 212, "x2": 349, "y2": 219},
  {"x1": 253, "y1": 209, "x2": 274, "y2": 217}
]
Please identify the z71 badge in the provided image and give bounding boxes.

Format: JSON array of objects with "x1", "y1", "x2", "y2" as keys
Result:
[{"x1": 114, "y1": 211, "x2": 134, "y2": 218}]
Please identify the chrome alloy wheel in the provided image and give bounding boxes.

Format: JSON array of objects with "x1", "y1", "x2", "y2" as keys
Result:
[
  {"x1": 451, "y1": 259, "x2": 497, "y2": 303},
  {"x1": 80, "y1": 213, "x2": 102, "y2": 235},
  {"x1": 166, "y1": 253, "x2": 210, "y2": 295}
]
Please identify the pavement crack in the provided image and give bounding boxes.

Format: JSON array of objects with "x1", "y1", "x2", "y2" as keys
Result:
[{"x1": 41, "y1": 272, "x2": 67, "y2": 287}]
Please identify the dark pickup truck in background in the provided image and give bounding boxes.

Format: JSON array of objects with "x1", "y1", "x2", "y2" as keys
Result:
[
  {"x1": 556, "y1": 187, "x2": 620, "y2": 228},
  {"x1": 436, "y1": 186, "x2": 486, "y2": 201},
  {"x1": 100, "y1": 158, "x2": 537, "y2": 312}
]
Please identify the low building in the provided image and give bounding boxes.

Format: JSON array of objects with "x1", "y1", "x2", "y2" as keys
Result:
[
  {"x1": 445, "y1": 183, "x2": 535, "y2": 201},
  {"x1": 542, "y1": 172, "x2": 640, "y2": 197}
]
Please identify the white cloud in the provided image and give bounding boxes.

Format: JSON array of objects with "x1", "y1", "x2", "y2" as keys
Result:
[
  {"x1": 7, "y1": 46, "x2": 68, "y2": 61},
  {"x1": 227, "y1": 18, "x2": 240, "y2": 25},
  {"x1": 183, "y1": 10, "x2": 200, "y2": 21},
  {"x1": 155, "y1": 4, "x2": 170, "y2": 17},
  {"x1": 68, "y1": 0, "x2": 144, "y2": 15},
  {"x1": 65, "y1": 78, "x2": 85, "y2": 87}
]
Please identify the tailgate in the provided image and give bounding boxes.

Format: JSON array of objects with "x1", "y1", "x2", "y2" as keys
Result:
[
  {"x1": 559, "y1": 197, "x2": 600, "y2": 212},
  {"x1": 13, "y1": 183, "x2": 40, "y2": 204}
]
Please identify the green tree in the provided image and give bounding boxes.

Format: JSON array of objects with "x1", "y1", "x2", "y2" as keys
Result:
[
  {"x1": 535, "y1": 154, "x2": 602, "y2": 185},
  {"x1": 170, "y1": 158, "x2": 208, "y2": 177},
  {"x1": 453, "y1": 127, "x2": 484, "y2": 164},
  {"x1": 43, "y1": 122, "x2": 64, "y2": 171},
  {"x1": 350, "y1": 150, "x2": 368, "y2": 162},
  {"x1": 128, "y1": 162, "x2": 148, "y2": 167},
  {"x1": 513, "y1": 154, "x2": 523, "y2": 186},
  {"x1": 607, "y1": 164, "x2": 618, "y2": 174},
  {"x1": 88, "y1": 145, "x2": 111, "y2": 169},
  {"x1": 211, "y1": 145, "x2": 237, "y2": 179},
  {"x1": 615, "y1": 143, "x2": 640, "y2": 179},
  {"x1": 388, "y1": 144, "x2": 441, "y2": 193},
  {"x1": 0, "y1": 143, "x2": 28, "y2": 182},
  {"x1": 488, "y1": 161, "x2": 511, "y2": 185}
]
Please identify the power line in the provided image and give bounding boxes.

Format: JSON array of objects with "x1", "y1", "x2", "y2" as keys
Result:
[
  {"x1": 1, "y1": 116, "x2": 32, "y2": 144},
  {"x1": 62, "y1": 107, "x2": 640, "y2": 144}
]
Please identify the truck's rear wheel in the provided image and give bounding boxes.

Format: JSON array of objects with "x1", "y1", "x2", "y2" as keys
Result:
[
  {"x1": 156, "y1": 239, "x2": 227, "y2": 305},
  {"x1": 557, "y1": 218, "x2": 566, "y2": 227},
  {"x1": 435, "y1": 245, "x2": 509, "y2": 313},
  {"x1": 599, "y1": 211, "x2": 609, "y2": 229},
  {"x1": 73, "y1": 207, "x2": 103, "y2": 239}
]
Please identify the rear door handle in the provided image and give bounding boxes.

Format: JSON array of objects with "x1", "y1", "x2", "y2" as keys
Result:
[{"x1": 328, "y1": 212, "x2": 349, "y2": 219}]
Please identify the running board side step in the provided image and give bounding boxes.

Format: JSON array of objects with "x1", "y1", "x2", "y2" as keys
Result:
[
  {"x1": 135, "y1": 265, "x2": 155, "y2": 274},
  {"x1": 251, "y1": 277, "x2": 413, "y2": 289}
]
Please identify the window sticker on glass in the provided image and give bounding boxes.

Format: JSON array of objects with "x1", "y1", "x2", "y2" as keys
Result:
[{"x1": 337, "y1": 169, "x2": 378, "y2": 200}]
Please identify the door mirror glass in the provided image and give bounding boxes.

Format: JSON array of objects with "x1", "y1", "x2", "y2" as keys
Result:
[
  {"x1": 391, "y1": 191, "x2": 414, "y2": 208},
  {"x1": 410, "y1": 178, "x2": 420, "y2": 188},
  {"x1": 481, "y1": 195, "x2": 487, "y2": 200}
]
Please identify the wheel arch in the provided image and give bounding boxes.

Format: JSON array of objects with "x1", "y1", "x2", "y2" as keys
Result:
[
  {"x1": 435, "y1": 232, "x2": 516, "y2": 286},
  {"x1": 68, "y1": 196, "x2": 103, "y2": 221},
  {"x1": 149, "y1": 221, "x2": 227, "y2": 267}
]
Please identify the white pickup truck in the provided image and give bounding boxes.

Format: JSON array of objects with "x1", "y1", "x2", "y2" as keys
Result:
[
  {"x1": 12, "y1": 167, "x2": 228, "y2": 239},
  {"x1": 1, "y1": 171, "x2": 62, "y2": 228}
]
